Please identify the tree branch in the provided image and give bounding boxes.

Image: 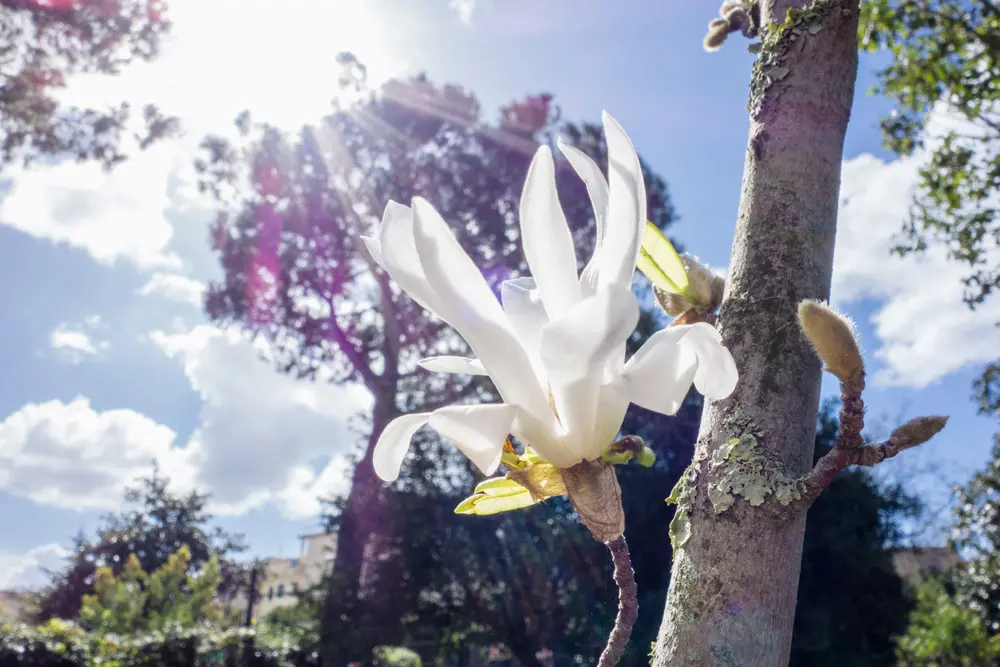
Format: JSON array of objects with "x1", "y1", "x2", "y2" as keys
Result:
[
  {"x1": 597, "y1": 536, "x2": 638, "y2": 667},
  {"x1": 788, "y1": 366, "x2": 947, "y2": 512}
]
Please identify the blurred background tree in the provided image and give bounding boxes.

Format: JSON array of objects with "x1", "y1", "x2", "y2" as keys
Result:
[
  {"x1": 0, "y1": 0, "x2": 177, "y2": 171},
  {"x1": 35, "y1": 469, "x2": 247, "y2": 623},
  {"x1": 78, "y1": 545, "x2": 225, "y2": 635}
]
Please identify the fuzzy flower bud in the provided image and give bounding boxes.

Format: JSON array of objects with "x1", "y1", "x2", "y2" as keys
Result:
[
  {"x1": 703, "y1": 19, "x2": 731, "y2": 51},
  {"x1": 890, "y1": 416, "x2": 949, "y2": 451},
  {"x1": 681, "y1": 254, "x2": 724, "y2": 311},
  {"x1": 797, "y1": 300, "x2": 864, "y2": 383}
]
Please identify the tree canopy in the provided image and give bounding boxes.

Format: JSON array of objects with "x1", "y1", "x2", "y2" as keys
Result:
[
  {"x1": 0, "y1": 0, "x2": 176, "y2": 171},
  {"x1": 36, "y1": 469, "x2": 246, "y2": 622}
]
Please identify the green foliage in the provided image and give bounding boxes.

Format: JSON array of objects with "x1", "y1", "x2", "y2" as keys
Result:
[
  {"x1": 258, "y1": 599, "x2": 320, "y2": 650},
  {"x1": 0, "y1": 620, "x2": 320, "y2": 667},
  {"x1": 78, "y1": 546, "x2": 225, "y2": 636},
  {"x1": 896, "y1": 579, "x2": 1000, "y2": 665},
  {"x1": 37, "y1": 469, "x2": 246, "y2": 622},
  {"x1": 372, "y1": 646, "x2": 421, "y2": 667},
  {"x1": 950, "y1": 436, "x2": 1000, "y2": 631},
  {"x1": 861, "y1": 0, "x2": 1000, "y2": 408}
]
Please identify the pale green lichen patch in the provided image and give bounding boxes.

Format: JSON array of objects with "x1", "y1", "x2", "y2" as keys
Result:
[
  {"x1": 708, "y1": 431, "x2": 802, "y2": 514},
  {"x1": 747, "y1": 0, "x2": 836, "y2": 116},
  {"x1": 669, "y1": 509, "x2": 692, "y2": 550},
  {"x1": 667, "y1": 464, "x2": 699, "y2": 548}
]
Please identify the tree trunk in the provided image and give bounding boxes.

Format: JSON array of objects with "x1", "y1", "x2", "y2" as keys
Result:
[
  {"x1": 321, "y1": 393, "x2": 396, "y2": 666},
  {"x1": 652, "y1": 1, "x2": 859, "y2": 665}
]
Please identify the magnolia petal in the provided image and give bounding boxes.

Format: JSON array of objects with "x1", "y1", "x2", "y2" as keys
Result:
[
  {"x1": 540, "y1": 286, "x2": 639, "y2": 456},
  {"x1": 591, "y1": 383, "x2": 630, "y2": 459},
  {"x1": 500, "y1": 277, "x2": 547, "y2": 378},
  {"x1": 372, "y1": 412, "x2": 432, "y2": 482},
  {"x1": 418, "y1": 356, "x2": 488, "y2": 375},
  {"x1": 617, "y1": 323, "x2": 736, "y2": 416},
  {"x1": 558, "y1": 139, "x2": 610, "y2": 297},
  {"x1": 429, "y1": 403, "x2": 519, "y2": 476},
  {"x1": 411, "y1": 198, "x2": 550, "y2": 424},
  {"x1": 519, "y1": 146, "x2": 581, "y2": 319},
  {"x1": 376, "y1": 200, "x2": 446, "y2": 316},
  {"x1": 679, "y1": 323, "x2": 739, "y2": 399},
  {"x1": 541, "y1": 286, "x2": 640, "y2": 383},
  {"x1": 361, "y1": 235, "x2": 385, "y2": 268},
  {"x1": 598, "y1": 112, "x2": 646, "y2": 292}
]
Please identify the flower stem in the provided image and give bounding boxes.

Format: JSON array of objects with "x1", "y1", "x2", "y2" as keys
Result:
[{"x1": 597, "y1": 535, "x2": 638, "y2": 667}]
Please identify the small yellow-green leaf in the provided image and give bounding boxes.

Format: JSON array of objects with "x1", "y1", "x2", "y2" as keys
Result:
[
  {"x1": 455, "y1": 486, "x2": 540, "y2": 516},
  {"x1": 637, "y1": 221, "x2": 690, "y2": 296},
  {"x1": 472, "y1": 477, "x2": 527, "y2": 496},
  {"x1": 636, "y1": 446, "x2": 657, "y2": 468}
]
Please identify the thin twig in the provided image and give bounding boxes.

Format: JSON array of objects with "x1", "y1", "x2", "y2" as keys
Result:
[{"x1": 597, "y1": 536, "x2": 638, "y2": 667}]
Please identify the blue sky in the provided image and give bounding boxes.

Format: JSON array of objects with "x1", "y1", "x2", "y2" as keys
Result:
[{"x1": 1, "y1": 0, "x2": 998, "y2": 587}]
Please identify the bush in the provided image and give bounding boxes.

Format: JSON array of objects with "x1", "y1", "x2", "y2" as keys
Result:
[
  {"x1": 0, "y1": 621, "x2": 321, "y2": 667},
  {"x1": 372, "y1": 646, "x2": 421, "y2": 667}
]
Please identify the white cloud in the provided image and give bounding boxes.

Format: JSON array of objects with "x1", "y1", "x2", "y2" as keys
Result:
[
  {"x1": 49, "y1": 316, "x2": 110, "y2": 364},
  {"x1": 0, "y1": 544, "x2": 72, "y2": 592},
  {"x1": 0, "y1": 143, "x2": 186, "y2": 270},
  {"x1": 449, "y1": 0, "x2": 478, "y2": 23},
  {"x1": 0, "y1": 397, "x2": 185, "y2": 510},
  {"x1": 151, "y1": 325, "x2": 371, "y2": 519},
  {"x1": 140, "y1": 273, "x2": 206, "y2": 308},
  {"x1": 833, "y1": 107, "x2": 1000, "y2": 388}
]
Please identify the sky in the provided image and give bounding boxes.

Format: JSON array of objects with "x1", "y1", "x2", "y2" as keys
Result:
[{"x1": 1, "y1": 0, "x2": 998, "y2": 589}]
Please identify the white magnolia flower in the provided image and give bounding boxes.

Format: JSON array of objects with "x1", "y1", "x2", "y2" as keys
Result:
[{"x1": 364, "y1": 112, "x2": 738, "y2": 482}]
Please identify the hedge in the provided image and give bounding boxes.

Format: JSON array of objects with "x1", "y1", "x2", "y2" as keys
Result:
[{"x1": 0, "y1": 621, "x2": 321, "y2": 667}]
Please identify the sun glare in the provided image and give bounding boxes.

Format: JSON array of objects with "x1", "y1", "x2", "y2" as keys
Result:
[{"x1": 59, "y1": 0, "x2": 405, "y2": 133}]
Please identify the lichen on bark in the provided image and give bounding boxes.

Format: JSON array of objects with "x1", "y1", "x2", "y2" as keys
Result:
[
  {"x1": 748, "y1": 0, "x2": 839, "y2": 116},
  {"x1": 708, "y1": 429, "x2": 803, "y2": 513}
]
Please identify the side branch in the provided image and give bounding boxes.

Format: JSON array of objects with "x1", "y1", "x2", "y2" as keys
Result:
[
  {"x1": 791, "y1": 300, "x2": 948, "y2": 512},
  {"x1": 597, "y1": 536, "x2": 638, "y2": 667},
  {"x1": 793, "y1": 414, "x2": 948, "y2": 510}
]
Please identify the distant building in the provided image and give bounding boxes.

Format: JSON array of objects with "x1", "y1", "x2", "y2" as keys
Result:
[
  {"x1": 0, "y1": 591, "x2": 33, "y2": 621},
  {"x1": 891, "y1": 546, "x2": 961, "y2": 582},
  {"x1": 232, "y1": 531, "x2": 337, "y2": 621}
]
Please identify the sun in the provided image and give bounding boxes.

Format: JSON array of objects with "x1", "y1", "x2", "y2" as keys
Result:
[
  {"x1": 57, "y1": 0, "x2": 405, "y2": 134},
  {"x1": 172, "y1": 0, "x2": 403, "y2": 129}
]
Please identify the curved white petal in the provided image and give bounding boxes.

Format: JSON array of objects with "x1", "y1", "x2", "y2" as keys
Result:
[
  {"x1": 410, "y1": 198, "x2": 551, "y2": 424},
  {"x1": 519, "y1": 146, "x2": 582, "y2": 319},
  {"x1": 500, "y1": 277, "x2": 547, "y2": 378},
  {"x1": 558, "y1": 139, "x2": 610, "y2": 297},
  {"x1": 376, "y1": 201, "x2": 446, "y2": 316},
  {"x1": 418, "y1": 356, "x2": 487, "y2": 375},
  {"x1": 617, "y1": 323, "x2": 737, "y2": 416},
  {"x1": 428, "y1": 403, "x2": 518, "y2": 476},
  {"x1": 372, "y1": 412, "x2": 432, "y2": 482},
  {"x1": 588, "y1": 383, "x2": 630, "y2": 460},
  {"x1": 361, "y1": 235, "x2": 385, "y2": 268},
  {"x1": 680, "y1": 324, "x2": 739, "y2": 399},
  {"x1": 540, "y1": 285, "x2": 640, "y2": 455},
  {"x1": 598, "y1": 112, "x2": 646, "y2": 292}
]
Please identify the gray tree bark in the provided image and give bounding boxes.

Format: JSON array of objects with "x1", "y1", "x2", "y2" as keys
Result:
[{"x1": 652, "y1": 1, "x2": 860, "y2": 664}]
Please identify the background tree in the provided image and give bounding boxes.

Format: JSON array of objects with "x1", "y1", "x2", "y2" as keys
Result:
[
  {"x1": 78, "y1": 545, "x2": 225, "y2": 635},
  {"x1": 36, "y1": 469, "x2": 246, "y2": 622},
  {"x1": 791, "y1": 403, "x2": 919, "y2": 667},
  {"x1": 198, "y1": 55, "x2": 677, "y2": 664},
  {"x1": 861, "y1": 0, "x2": 1000, "y2": 422},
  {"x1": 0, "y1": 0, "x2": 177, "y2": 171},
  {"x1": 896, "y1": 578, "x2": 1000, "y2": 665}
]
